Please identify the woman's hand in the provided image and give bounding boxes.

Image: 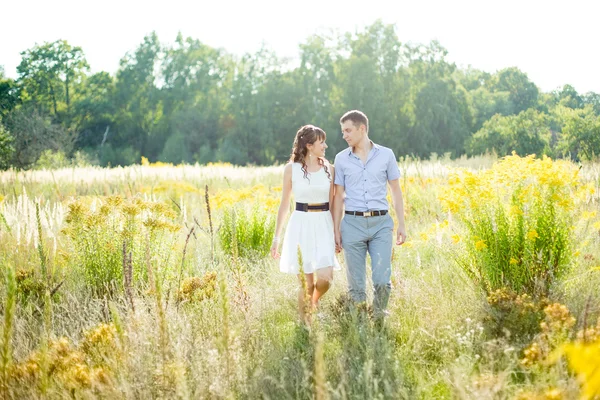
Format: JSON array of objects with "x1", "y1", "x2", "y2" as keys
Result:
[{"x1": 270, "y1": 238, "x2": 280, "y2": 259}]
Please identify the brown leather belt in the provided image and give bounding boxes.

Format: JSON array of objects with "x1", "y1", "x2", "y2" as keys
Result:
[
  {"x1": 296, "y1": 202, "x2": 329, "y2": 212},
  {"x1": 345, "y1": 210, "x2": 388, "y2": 217}
]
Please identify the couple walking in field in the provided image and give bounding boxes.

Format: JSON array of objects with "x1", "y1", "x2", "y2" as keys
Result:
[{"x1": 270, "y1": 110, "x2": 407, "y2": 325}]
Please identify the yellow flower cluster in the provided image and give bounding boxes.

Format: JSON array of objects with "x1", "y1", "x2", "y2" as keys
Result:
[
  {"x1": 521, "y1": 342, "x2": 542, "y2": 367},
  {"x1": 140, "y1": 180, "x2": 200, "y2": 198},
  {"x1": 526, "y1": 230, "x2": 539, "y2": 241},
  {"x1": 81, "y1": 323, "x2": 118, "y2": 364},
  {"x1": 11, "y1": 337, "x2": 110, "y2": 391},
  {"x1": 15, "y1": 268, "x2": 45, "y2": 298},
  {"x1": 521, "y1": 303, "x2": 576, "y2": 368},
  {"x1": 141, "y1": 156, "x2": 174, "y2": 167},
  {"x1": 516, "y1": 387, "x2": 563, "y2": 400},
  {"x1": 541, "y1": 303, "x2": 576, "y2": 334},
  {"x1": 211, "y1": 184, "x2": 280, "y2": 211},
  {"x1": 177, "y1": 271, "x2": 217, "y2": 303},
  {"x1": 563, "y1": 340, "x2": 600, "y2": 399},
  {"x1": 575, "y1": 313, "x2": 600, "y2": 343},
  {"x1": 439, "y1": 154, "x2": 582, "y2": 215},
  {"x1": 487, "y1": 288, "x2": 541, "y2": 315},
  {"x1": 206, "y1": 161, "x2": 233, "y2": 167},
  {"x1": 64, "y1": 196, "x2": 181, "y2": 237}
]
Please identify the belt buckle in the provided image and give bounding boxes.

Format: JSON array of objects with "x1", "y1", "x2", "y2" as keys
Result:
[{"x1": 364, "y1": 211, "x2": 372, "y2": 217}]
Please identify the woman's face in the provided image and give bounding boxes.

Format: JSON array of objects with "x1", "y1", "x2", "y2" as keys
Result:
[{"x1": 307, "y1": 138, "x2": 328, "y2": 158}]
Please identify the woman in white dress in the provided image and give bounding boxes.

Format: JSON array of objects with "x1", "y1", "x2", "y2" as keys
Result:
[{"x1": 271, "y1": 124, "x2": 340, "y2": 323}]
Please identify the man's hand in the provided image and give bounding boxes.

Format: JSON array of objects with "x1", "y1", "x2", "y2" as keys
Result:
[
  {"x1": 396, "y1": 225, "x2": 407, "y2": 245},
  {"x1": 335, "y1": 230, "x2": 342, "y2": 253}
]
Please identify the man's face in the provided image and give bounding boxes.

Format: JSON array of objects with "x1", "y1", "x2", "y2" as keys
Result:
[{"x1": 341, "y1": 120, "x2": 365, "y2": 147}]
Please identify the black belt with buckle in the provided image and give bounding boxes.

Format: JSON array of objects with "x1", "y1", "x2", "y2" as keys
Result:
[
  {"x1": 345, "y1": 210, "x2": 388, "y2": 217},
  {"x1": 296, "y1": 202, "x2": 329, "y2": 212}
]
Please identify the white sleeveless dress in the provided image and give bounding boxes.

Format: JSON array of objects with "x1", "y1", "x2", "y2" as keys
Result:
[{"x1": 279, "y1": 162, "x2": 341, "y2": 274}]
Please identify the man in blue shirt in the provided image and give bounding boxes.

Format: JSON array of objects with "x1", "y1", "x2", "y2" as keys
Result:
[{"x1": 333, "y1": 110, "x2": 407, "y2": 320}]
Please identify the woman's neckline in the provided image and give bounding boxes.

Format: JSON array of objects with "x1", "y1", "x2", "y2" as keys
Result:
[{"x1": 297, "y1": 162, "x2": 323, "y2": 174}]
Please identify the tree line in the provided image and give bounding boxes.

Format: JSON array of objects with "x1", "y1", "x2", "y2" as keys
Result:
[{"x1": 1, "y1": 20, "x2": 599, "y2": 170}]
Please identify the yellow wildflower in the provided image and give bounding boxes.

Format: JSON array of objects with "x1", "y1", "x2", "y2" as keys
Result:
[
  {"x1": 526, "y1": 230, "x2": 539, "y2": 240},
  {"x1": 543, "y1": 388, "x2": 562, "y2": 400},
  {"x1": 475, "y1": 240, "x2": 487, "y2": 251},
  {"x1": 563, "y1": 340, "x2": 600, "y2": 399}
]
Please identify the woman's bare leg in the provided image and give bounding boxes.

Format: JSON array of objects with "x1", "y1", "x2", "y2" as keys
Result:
[{"x1": 312, "y1": 267, "x2": 333, "y2": 307}]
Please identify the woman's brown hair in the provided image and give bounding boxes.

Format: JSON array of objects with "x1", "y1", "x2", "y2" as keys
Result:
[{"x1": 289, "y1": 125, "x2": 331, "y2": 181}]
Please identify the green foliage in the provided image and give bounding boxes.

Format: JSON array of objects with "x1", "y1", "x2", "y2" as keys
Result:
[
  {"x1": 1, "y1": 160, "x2": 599, "y2": 398},
  {"x1": 0, "y1": 123, "x2": 14, "y2": 170},
  {"x1": 0, "y1": 73, "x2": 19, "y2": 119},
  {"x1": 158, "y1": 132, "x2": 193, "y2": 164},
  {"x1": 468, "y1": 109, "x2": 552, "y2": 156},
  {"x1": 4, "y1": 107, "x2": 74, "y2": 169},
  {"x1": 17, "y1": 39, "x2": 89, "y2": 119},
  {"x1": 489, "y1": 67, "x2": 539, "y2": 114},
  {"x1": 440, "y1": 155, "x2": 578, "y2": 296},
  {"x1": 218, "y1": 206, "x2": 275, "y2": 259},
  {"x1": 33, "y1": 149, "x2": 96, "y2": 169},
  {"x1": 554, "y1": 105, "x2": 600, "y2": 160},
  {"x1": 484, "y1": 288, "x2": 548, "y2": 343},
  {"x1": 63, "y1": 196, "x2": 180, "y2": 295},
  {"x1": 99, "y1": 144, "x2": 140, "y2": 167},
  {"x1": 1, "y1": 21, "x2": 599, "y2": 170}
]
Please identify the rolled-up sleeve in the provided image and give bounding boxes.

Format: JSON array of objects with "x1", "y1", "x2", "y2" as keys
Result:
[{"x1": 386, "y1": 150, "x2": 401, "y2": 181}]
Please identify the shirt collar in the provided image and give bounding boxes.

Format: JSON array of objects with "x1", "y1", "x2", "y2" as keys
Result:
[{"x1": 347, "y1": 140, "x2": 380, "y2": 156}]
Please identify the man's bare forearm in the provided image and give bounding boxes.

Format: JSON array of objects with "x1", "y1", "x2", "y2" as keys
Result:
[{"x1": 333, "y1": 187, "x2": 344, "y2": 231}]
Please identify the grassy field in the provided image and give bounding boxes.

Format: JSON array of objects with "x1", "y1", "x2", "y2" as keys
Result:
[{"x1": 1, "y1": 155, "x2": 599, "y2": 399}]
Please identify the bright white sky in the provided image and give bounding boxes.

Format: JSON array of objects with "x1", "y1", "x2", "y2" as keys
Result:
[{"x1": 2, "y1": 0, "x2": 598, "y2": 94}]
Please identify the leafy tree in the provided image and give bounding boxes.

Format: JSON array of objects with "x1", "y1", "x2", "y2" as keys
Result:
[
  {"x1": 17, "y1": 40, "x2": 89, "y2": 119},
  {"x1": 555, "y1": 105, "x2": 600, "y2": 160},
  {"x1": 72, "y1": 72, "x2": 116, "y2": 149},
  {"x1": 0, "y1": 121, "x2": 14, "y2": 170},
  {"x1": 159, "y1": 33, "x2": 234, "y2": 162},
  {"x1": 408, "y1": 78, "x2": 471, "y2": 157},
  {"x1": 488, "y1": 67, "x2": 539, "y2": 114},
  {"x1": 552, "y1": 84, "x2": 584, "y2": 109},
  {"x1": 0, "y1": 68, "x2": 19, "y2": 119},
  {"x1": 4, "y1": 107, "x2": 75, "y2": 168},
  {"x1": 402, "y1": 42, "x2": 471, "y2": 157},
  {"x1": 222, "y1": 46, "x2": 286, "y2": 164},
  {"x1": 113, "y1": 32, "x2": 163, "y2": 161},
  {"x1": 583, "y1": 92, "x2": 600, "y2": 114},
  {"x1": 468, "y1": 109, "x2": 551, "y2": 156}
]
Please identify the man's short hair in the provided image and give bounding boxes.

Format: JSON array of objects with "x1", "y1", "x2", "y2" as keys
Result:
[{"x1": 340, "y1": 110, "x2": 369, "y2": 133}]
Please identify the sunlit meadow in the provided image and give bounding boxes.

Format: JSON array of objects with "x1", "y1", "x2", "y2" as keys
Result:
[{"x1": 1, "y1": 154, "x2": 600, "y2": 399}]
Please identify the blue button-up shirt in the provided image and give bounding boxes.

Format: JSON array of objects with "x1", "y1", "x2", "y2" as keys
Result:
[{"x1": 334, "y1": 142, "x2": 401, "y2": 211}]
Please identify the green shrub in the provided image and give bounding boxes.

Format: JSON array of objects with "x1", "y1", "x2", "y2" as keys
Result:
[
  {"x1": 440, "y1": 154, "x2": 582, "y2": 296},
  {"x1": 218, "y1": 205, "x2": 275, "y2": 259}
]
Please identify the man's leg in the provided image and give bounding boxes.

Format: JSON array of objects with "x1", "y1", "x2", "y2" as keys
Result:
[
  {"x1": 368, "y1": 214, "x2": 394, "y2": 318},
  {"x1": 341, "y1": 216, "x2": 368, "y2": 303}
]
